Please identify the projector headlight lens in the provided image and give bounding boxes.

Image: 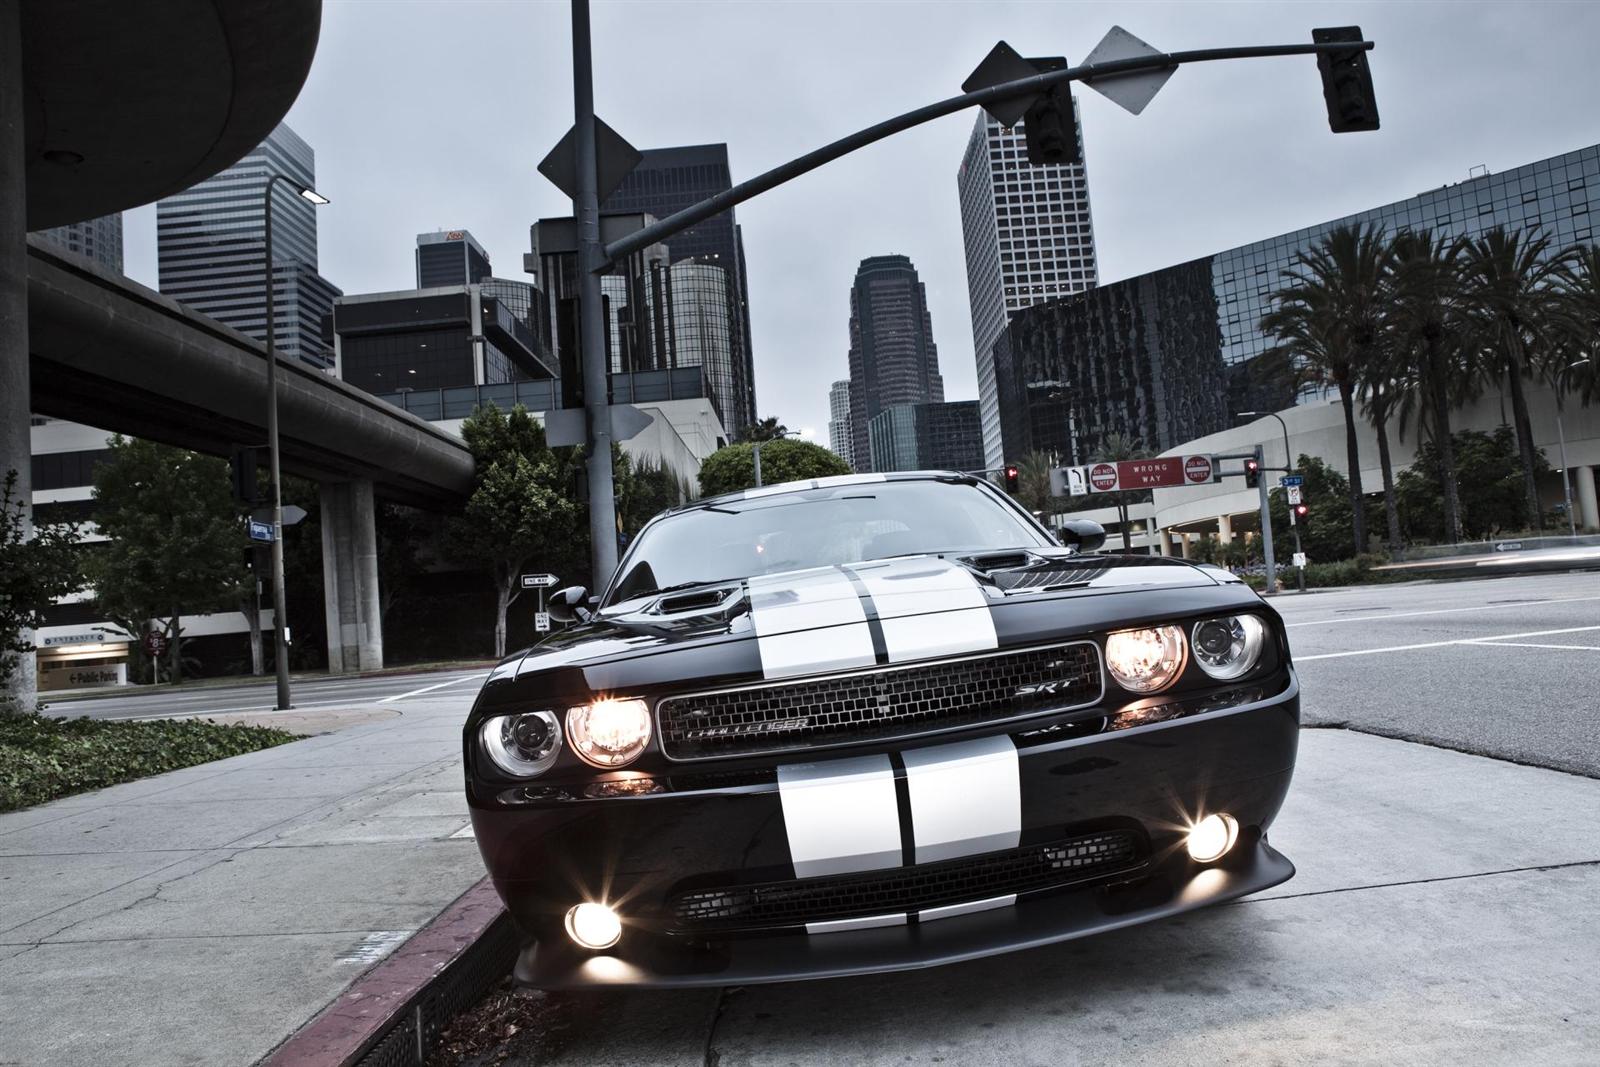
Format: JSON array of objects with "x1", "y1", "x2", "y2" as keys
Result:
[
  {"x1": 1105, "y1": 625, "x2": 1187, "y2": 693},
  {"x1": 566, "y1": 697, "x2": 652, "y2": 768},
  {"x1": 479, "y1": 711, "x2": 562, "y2": 777},
  {"x1": 1192, "y1": 615, "x2": 1267, "y2": 680}
]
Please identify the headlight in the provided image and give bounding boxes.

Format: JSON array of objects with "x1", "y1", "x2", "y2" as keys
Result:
[
  {"x1": 480, "y1": 711, "x2": 562, "y2": 777},
  {"x1": 566, "y1": 698, "x2": 653, "y2": 768},
  {"x1": 1104, "y1": 625, "x2": 1186, "y2": 693},
  {"x1": 1191, "y1": 615, "x2": 1267, "y2": 680}
]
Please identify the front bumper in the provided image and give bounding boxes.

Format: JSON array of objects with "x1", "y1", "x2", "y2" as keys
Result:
[{"x1": 473, "y1": 674, "x2": 1300, "y2": 988}]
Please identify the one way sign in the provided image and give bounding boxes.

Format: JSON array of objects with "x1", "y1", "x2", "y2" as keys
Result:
[{"x1": 521, "y1": 573, "x2": 560, "y2": 589}]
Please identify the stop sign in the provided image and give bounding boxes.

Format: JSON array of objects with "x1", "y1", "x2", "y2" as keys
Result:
[
  {"x1": 1184, "y1": 455, "x2": 1213, "y2": 483},
  {"x1": 1089, "y1": 463, "x2": 1119, "y2": 492}
]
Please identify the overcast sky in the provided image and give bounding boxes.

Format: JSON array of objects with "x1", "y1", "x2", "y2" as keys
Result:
[{"x1": 124, "y1": 0, "x2": 1600, "y2": 443}]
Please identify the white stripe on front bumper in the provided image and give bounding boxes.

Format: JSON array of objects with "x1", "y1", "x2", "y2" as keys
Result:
[
  {"x1": 777, "y1": 754, "x2": 903, "y2": 878},
  {"x1": 901, "y1": 735, "x2": 1021, "y2": 865},
  {"x1": 805, "y1": 912, "x2": 907, "y2": 935},
  {"x1": 917, "y1": 893, "x2": 1017, "y2": 923}
]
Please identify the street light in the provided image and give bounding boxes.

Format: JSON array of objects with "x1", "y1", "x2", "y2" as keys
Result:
[
  {"x1": 752, "y1": 428, "x2": 813, "y2": 488},
  {"x1": 263, "y1": 174, "x2": 329, "y2": 710},
  {"x1": 1557, "y1": 356, "x2": 1592, "y2": 538}
]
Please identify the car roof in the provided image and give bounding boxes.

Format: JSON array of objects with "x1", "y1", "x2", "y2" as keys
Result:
[{"x1": 674, "y1": 470, "x2": 985, "y2": 515}]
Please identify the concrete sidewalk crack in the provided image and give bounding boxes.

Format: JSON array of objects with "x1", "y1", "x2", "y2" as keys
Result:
[{"x1": 1238, "y1": 857, "x2": 1600, "y2": 904}]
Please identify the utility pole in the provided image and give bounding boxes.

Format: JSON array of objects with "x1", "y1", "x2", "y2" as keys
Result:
[
  {"x1": 569, "y1": 0, "x2": 618, "y2": 591},
  {"x1": 1254, "y1": 444, "x2": 1278, "y2": 593}
]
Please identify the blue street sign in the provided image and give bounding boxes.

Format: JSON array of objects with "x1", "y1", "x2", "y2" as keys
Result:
[
  {"x1": 1279, "y1": 475, "x2": 1304, "y2": 488},
  {"x1": 248, "y1": 519, "x2": 276, "y2": 543}
]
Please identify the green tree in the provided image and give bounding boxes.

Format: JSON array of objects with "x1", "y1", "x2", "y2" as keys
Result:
[
  {"x1": 445, "y1": 405, "x2": 584, "y2": 658},
  {"x1": 1558, "y1": 243, "x2": 1599, "y2": 406},
  {"x1": 697, "y1": 439, "x2": 850, "y2": 497},
  {"x1": 1017, "y1": 451, "x2": 1054, "y2": 517},
  {"x1": 1395, "y1": 427, "x2": 1551, "y2": 541},
  {"x1": 618, "y1": 455, "x2": 691, "y2": 539},
  {"x1": 1457, "y1": 227, "x2": 1574, "y2": 524},
  {"x1": 1261, "y1": 223, "x2": 1392, "y2": 552},
  {"x1": 1265, "y1": 455, "x2": 1358, "y2": 563},
  {"x1": 89, "y1": 437, "x2": 250, "y2": 684},
  {"x1": 0, "y1": 471, "x2": 84, "y2": 714},
  {"x1": 1385, "y1": 229, "x2": 1468, "y2": 544},
  {"x1": 736, "y1": 416, "x2": 789, "y2": 443}
]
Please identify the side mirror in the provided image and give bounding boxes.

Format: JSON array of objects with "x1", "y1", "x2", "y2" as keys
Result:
[
  {"x1": 1057, "y1": 519, "x2": 1106, "y2": 554},
  {"x1": 547, "y1": 585, "x2": 592, "y2": 623}
]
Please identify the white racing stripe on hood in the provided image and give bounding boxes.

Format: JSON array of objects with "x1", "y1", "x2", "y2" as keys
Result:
[
  {"x1": 747, "y1": 567, "x2": 876, "y2": 679},
  {"x1": 848, "y1": 556, "x2": 998, "y2": 662}
]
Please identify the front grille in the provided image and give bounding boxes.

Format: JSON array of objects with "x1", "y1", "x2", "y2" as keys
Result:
[
  {"x1": 669, "y1": 830, "x2": 1143, "y2": 935},
  {"x1": 656, "y1": 641, "x2": 1102, "y2": 761}
]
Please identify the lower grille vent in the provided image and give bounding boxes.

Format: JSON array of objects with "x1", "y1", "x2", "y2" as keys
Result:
[{"x1": 669, "y1": 829, "x2": 1143, "y2": 935}]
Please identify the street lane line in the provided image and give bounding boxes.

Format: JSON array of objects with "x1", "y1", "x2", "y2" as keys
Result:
[
  {"x1": 1296, "y1": 625, "x2": 1600, "y2": 661},
  {"x1": 1283, "y1": 594, "x2": 1600, "y2": 628},
  {"x1": 379, "y1": 673, "x2": 486, "y2": 703},
  {"x1": 1466, "y1": 641, "x2": 1600, "y2": 651}
]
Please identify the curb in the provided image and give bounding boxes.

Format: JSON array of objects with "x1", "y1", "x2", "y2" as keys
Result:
[{"x1": 263, "y1": 877, "x2": 517, "y2": 1067}]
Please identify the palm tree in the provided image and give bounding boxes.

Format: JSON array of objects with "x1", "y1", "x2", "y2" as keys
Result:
[
  {"x1": 1456, "y1": 227, "x2": 1575, "y2": 525},
  {"x1": 738, "y1": 416, "x2": 789, "y2": 443},
  {"x1": 1260, "y1": 223, "x2": 1392, "y2": 552},
  {"x1": 1094, "y1": 431, "x2": 1148, "y2": 553},
  {"x1": 1018, "y1": 451, "x2": 1055, "y2": 517},
  {"x1": 1385, "y1": 229, "x2": 1466, "y2": 544},
  {"x1": 1558, "y1": 244, "x2": 1600, "y2": 406}
]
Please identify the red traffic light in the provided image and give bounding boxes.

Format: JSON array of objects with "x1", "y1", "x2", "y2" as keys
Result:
[
  {"x1": 1003, "y1": 464, "x2": 1021, "y2": 494},
  {"x1": 1244, "y1": 458, "x2": 1261, "y2": 489},
  {"x1": 1294, "y1": 503, "x2": 1309, "y2": 518}
]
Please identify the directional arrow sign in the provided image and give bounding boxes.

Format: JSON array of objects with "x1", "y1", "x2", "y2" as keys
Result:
[
  {"x1": 1082, "y1": 26, "x2": 1175, "y2": 115},
  {"x1": 281, "y1": 505, "x2": 308, "y2": 526},
  {"x1": 521, "y1": 573, "x2": 561, "y2": 589},
  {"x1": 543, "y1": 404, "x2": 654, "y2": 448}
]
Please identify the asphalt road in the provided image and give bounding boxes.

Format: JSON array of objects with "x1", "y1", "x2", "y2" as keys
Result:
[
  {"x1": 1275, "y1": 571, "x2": 1600, "y2": 777},
  {"x1": 42, "y1": 667, "x2": 491, "y2": 721}
]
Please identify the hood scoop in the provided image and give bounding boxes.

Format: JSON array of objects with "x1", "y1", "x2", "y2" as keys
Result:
[
  {"x1": 961, "y1": 549, "x2": 1039, "y2": 573},
  {"x1": 652, "y1": 584, "x2": 741, "y2": 616}
]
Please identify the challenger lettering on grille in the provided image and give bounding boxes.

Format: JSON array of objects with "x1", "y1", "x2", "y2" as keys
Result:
[{"x1": 657, "y1": 642, "x2": 1102, "y2": 760}]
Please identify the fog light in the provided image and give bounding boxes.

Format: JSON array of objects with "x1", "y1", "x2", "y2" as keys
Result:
[
  {"x1": 564, "y1": 902, "x2": 622, "y2": 951},
  {"x1": 1186, "y1": 813, "x2": 1239, "y2": 863}
]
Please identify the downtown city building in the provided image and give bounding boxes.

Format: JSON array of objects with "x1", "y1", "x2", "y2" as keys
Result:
[
  {"x1": 957, "y1": 110, "x2": 1099, "y2": 469},
  {"x1": 992, "y1": 142, "x2": 1600, "y2": 468},
  {"x1": 846, "y1": 255, "x2": 944, "y2": 472},
  {"x1": 868, "y1": 400, "x2": 984, "y2": 475},
  {"x1": 601, "y1": 144, "x2": 757, "y2": 437},
  {"x1": 156, "y1": 122, "x2": 342, "y2": 369},
  {"x1": 828, "y1": 379, "x2": 854, "y2": 469},
  {"x1": 32, "y1": 213, "x2": 124, "y2": 272}
]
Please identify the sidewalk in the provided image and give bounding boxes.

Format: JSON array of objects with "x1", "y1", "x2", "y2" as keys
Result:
[{"x1": 0, "y1": 687, "x2": 483, "y2": 1067}]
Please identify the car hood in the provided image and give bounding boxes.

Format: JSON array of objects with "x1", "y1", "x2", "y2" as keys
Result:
[{"x1": 485, "y1": 551, "x2": 1227, "y2": 695}]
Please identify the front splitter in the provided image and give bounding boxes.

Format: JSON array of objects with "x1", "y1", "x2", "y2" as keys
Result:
[{"x1": 516, "y1": 839, "x2": 1294, "y2": 989}]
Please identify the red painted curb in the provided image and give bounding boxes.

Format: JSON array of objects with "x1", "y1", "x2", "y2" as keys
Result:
[{"x1": 263, "y1": 877, "x2": 506, "y2": 1067}]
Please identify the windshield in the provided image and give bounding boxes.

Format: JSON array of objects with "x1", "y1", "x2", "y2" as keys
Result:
[{"x1": 605, "y1": 479, "x2": 1052, "y2": 605}]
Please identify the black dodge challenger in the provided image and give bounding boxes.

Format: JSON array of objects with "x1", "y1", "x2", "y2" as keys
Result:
[{"x1": 465, "y1": 471, "x2": 1298, "y2": 988}]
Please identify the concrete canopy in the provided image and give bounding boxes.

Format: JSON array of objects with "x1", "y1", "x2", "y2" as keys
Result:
[{"x1": 21, "y1": 0, "x2": 322, "y2": 230}]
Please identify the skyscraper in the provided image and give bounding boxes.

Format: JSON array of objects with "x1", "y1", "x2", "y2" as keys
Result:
[
  {"x1": 957, "y1": 110, "x2": 1098, "y2": 467},
  {"x1": 33, "y1": 213, "x2": 123, "y2": 272},
  {"x1": 417, "y1": 230, "x2": 492, "y2": 288},
  {"x1": 828, "y1": 379, "x2": 854, "y2": 469},
  {"x1": 846, "y1": 255, "x2": 943, "y2": 472},
  {"x1": 868, "y1": 400, "x2": 984, "y2": 474},
  {"x1": 157, "y1": 122, "x2": 342, "y2": 368},
  {"x1": 602, "y1": 144, "x2": 756, "y2": 435}
]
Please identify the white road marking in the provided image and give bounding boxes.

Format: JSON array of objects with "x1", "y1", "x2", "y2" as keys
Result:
[
  {"x1": 1467, "y1": 641, "x2": 1600, "y2": 651},
  {"x1": 1283, "y1": 595, "x2": 1600, "y2": 628},
  {"x1": 1297, "y1": 626, "x2": 1600, "y2": 662},
  {"x1": 379, "y1": 673, "x2": 486, "y2": 703}
]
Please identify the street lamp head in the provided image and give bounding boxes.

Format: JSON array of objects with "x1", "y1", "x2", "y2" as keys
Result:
[
  {"x1": 1236, "y1": 411, "x2": 1261, "y2": 418},
  {"x1": 298, "y1": 186, "x2": 330, "y2": 206}
]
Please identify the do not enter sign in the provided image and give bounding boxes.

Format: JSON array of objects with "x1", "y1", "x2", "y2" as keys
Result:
[
  {"x1": 1184, "y1": 455, "x2": 1213, "y2": 483},
  {"x1": 1089, "y1": 463, "x2": 1119, "y2": 492}
]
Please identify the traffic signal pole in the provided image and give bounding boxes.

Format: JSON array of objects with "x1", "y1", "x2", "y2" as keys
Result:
[{"x1": 1253, "y1": 445, "x2": 1278, "y2": 594}]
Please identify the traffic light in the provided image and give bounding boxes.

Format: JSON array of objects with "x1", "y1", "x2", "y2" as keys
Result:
[
  {"x1": 1314, "y1": 26, "x2": 1379, "y2": 133},
  {"x1": 1003, "y1": 464, "x2": 1021, "y2": 494},
  {"x1": 1243, "y1": 457, "x2": 1261, "y2": 489},
  {"x1": 1292, "y1": 502, "x2": 1310, "y2": 525},
  {"x1": 230, "y1": 448, "x2": 261, "y2": 506},
  {"x1": 1022, "y1": 57, "x2": 1081, "y2": 166}
]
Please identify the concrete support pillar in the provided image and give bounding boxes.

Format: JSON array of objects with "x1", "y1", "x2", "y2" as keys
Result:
[
  {"x1": 1576, "y1": 465, "x2": 1599, "y2": 532},
  {"x1": 320, "y1": 480, "x2": 384, "y2": 674},
  {"x1": 1179, "y1": 533, "x2": 1192, "y2": 560},
  {"x1": 1156, "y1": 526, "x2": 1171, "y2": 557},
  {"x1": 1, "y1": 4, "x2": 37, "y2": 713},
  {"x1": 1217, "y1": 514, "x2": 1234, "y2": 542}
]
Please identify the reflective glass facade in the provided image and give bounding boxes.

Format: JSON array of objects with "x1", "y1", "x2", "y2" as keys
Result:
[
  {"x1": 828, "y1": 379, "x2": 854, "y2": 469},
  {"x1": 994, "y1": 142, "x2": 1600, "y2": 464},
  {"x1": 417, "y1": 230, "x2": 492, "y2": 289},
  {"x1": 958, "y1": 111, "x2": 1098, "y2": 469},
  {"x1": 847, "y1": 256, "x2": 944, "y2": 472},
  {"x1": 156, "y1": 123, "x2": 342, "y2": 368},
  {"x1": 602, "y1": 144, "x2": 756, "y2": 434},
  {"x1": 868, "y1": 401, "x2": 984, "y2": 474},
  {"x1": 33, "y1": 213, "x2": 123, "y2": 272}
]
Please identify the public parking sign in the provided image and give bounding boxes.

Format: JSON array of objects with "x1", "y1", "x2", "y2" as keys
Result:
[
  {"x1": 141, "y1": 631, "x2": 170, "y2": 658},
  {"x1": 248, "y1": 519, "x2": 275, "y2": 543}
]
